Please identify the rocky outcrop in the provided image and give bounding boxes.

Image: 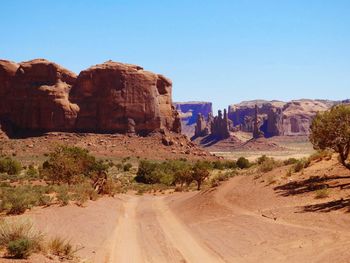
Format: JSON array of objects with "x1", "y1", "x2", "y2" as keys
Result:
[
  {"x1": 7, "y1": 59, "x2": 79, "y2": 132},
  {"x1": 209, "y1": 109, "x2": 232, "y2": 139},
  {"x1": 0, "y1": 59, "x2": 180, "y2": 137},
  {"x1": 229, "y1": 99, "x2": 339, "y2": 137},
  {"x1": 252, "y1": 105, "x2": 264, "y2": 138},
  {"x1": 193, "y1": 109, "x2": 233, "y2": 140},
  {"x1": 0, "y1": 60, "x2": 19, "y2": 117},
  {"x1": 194, "y1": 113, "x2": 209, "y2": 137},
  {"x1": 70, "y1": 61, "x2": 179, "y2": 134},
  {"x1": 174, "y1": 102, "x2": 213, "y2": 137}
]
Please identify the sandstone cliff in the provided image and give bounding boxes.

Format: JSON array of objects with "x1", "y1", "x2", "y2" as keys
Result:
[
  {"x1": 71, "y1": 61, "x2": 179, "y2": 134},
  {"x1": 0, "y1": 59, "x2": 180, "y2": 137},
  {"x1": 228, "y1": 99, "x2": 339, "y2": 137}
]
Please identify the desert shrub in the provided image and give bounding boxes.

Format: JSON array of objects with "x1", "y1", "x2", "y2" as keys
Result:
[
  {"x1": 123, "y1": 163, "x2": 132, "y2": 172},
  {"x1": 135, "y1": 160, "x2": 158, "y2": 184},
  {"x1": 26, "y1": 165, "x2": 39, "y2": 179},
  {"x1": 72, "y1": 182, "x2": 98, "y2": 206},
  {"x1": 48, "y1": 236, "x2": 76, "y2": 260},
  {"x1": 308, "y1": 150, "x2": 333, "y2": 162},
  {"x1": 0, "y1": 157, "x2": 22, "y2": 175},
  {"x1": 56, "y1": 185, "x2": 71, "y2": 206},
  {"x1": 293, "y1": 158, "x2": 310, "y2": 173},
  {"x1": 100, "y1": 176, "x2": 119, "y2": 196},
  {"x1": 0, "y1": 219, "x2": 44, "y2": 259},
  {"x1": 315, "y1": 187, "x2": 330, "y2": 199},
  {"x1": 212, "y1": 160, "x2": 237, "y2": 170},
  {"x1": 40, "y1": 146, "x2": 108, "y2": 185},
  {"x1": 0, "y1": 186, "x2": 51, "y2": 215},
  {"x1": 257, "y1": 155, "x2": 268, "y2": 165},
  {"x1": 310, "y1": 105, "x2": 350, "y2": 169},
  {"x1": 7, "y1": 238, "x2": 32, "y2": 259},
  {"x1": 135, "y1": 159, "x2": 190, "y2": 186},
  {"x1": 236, "y1": 157, "x2": 250, "y2": 169},
  {"x1": 283, "y1": 158, "x2": 298, "y2": 165},
  {"x1": 191, "y1": 161, "x2": 211, "y2": 190},
  {"x1": 257, "y1": 156, "x2": 280, "y2": 173}
]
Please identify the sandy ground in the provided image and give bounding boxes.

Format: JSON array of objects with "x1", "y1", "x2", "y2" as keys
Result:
[{"x1": 5, "y1": 158, "x2": 350, "y2": 262}]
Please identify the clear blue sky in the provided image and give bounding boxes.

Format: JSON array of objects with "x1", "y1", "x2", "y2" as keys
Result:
[{"x1": 1, "y1": 0, "x2": 349, "y2": 112}]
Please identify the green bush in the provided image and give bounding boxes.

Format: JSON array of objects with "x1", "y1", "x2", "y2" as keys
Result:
[
  {"x1": 0, "y1": 157, "x2": 22, "y2": 175},
  {"x1": 7, "y1": 238, "x2": 32, "y2": 259},
  {"x1": 310, "y1": 105, "x2": 350, "y2": 169},
  {"x1": 135, "y1": 159, "x2": 212, "y2": 189},
  {"x1": 0, "y1": 184, "x2": 54, "y2": 215},
  {"x1": 0, "y1": 219, "x2": 44, "y2": 259},
  {"x1": 40, "y1": 146, "x2": 108, "y2": 185},
  {"x1": 212, "y1": 160, "x2": 237, "y2": 170},
  {"x1": 236, "y1": 157, "x2": 250, "y2": 169}
]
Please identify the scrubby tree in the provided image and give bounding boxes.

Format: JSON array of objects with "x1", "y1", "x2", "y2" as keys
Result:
[
  {"x1": 236, "y1": 157, "x2": 250, "y2": 169},
  {"x1": 310, "y1": 104, "x2": 350, "y2": 169},
  {"x1": 41, "y1": 146, "x2": 108, "y2": 188},
  {"x1": 191, "y1": 161, "x2": 211, "y2": 190}
]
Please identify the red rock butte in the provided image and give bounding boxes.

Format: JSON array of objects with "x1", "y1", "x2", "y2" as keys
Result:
[{"x1": 0, "y1": 59, "x2": 181, "y2": 137}]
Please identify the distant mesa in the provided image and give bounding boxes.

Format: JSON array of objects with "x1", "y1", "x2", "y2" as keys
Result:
[
  {"x1": 178, "y1": 98, "x2": 349, "y2": 141},
  {"x1": 0, "y1": 59, "x2": 181, "y2": 138}
]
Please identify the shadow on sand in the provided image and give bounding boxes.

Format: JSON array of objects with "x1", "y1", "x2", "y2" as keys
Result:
[{"x1": 274, "y1": 175, "x2": 350, "y2": 212}]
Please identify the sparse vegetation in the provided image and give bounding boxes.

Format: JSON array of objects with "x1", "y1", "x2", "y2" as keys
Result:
[
  {"x1": 236, "y1": 157, "x2": 251, "y2": 169},
  {"x1": 257, "y1": 155, "x2": 281, "y2": 173},
  {"x1": 0, "y1": 186, "x2": 52, "y2": 215},
  {"x1": 48, "y1": 236, "x2": 77, "y2": 260},
  {"x1": 293, "y1": 158, "x2": 310, "y2": 173},
  {"x1": 0, "y1": 156, "x2": 22, "y2": 175},
  {"x1": 0, "y1": 219, "x2": 44, "y2": 259},
  {"x1": 310, "y1": 104, "x2": 350, "y2": 169},
  {"x1": 315, "y1": 187, "x2": 330, "y2": 199}
]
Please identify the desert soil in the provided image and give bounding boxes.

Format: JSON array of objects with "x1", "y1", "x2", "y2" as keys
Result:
[{"x1": 16, "y1": 158, "x2": 350, "y2": 263}]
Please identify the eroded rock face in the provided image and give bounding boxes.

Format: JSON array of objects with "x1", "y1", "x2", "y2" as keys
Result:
[
  {"x1": 0, "y1": 58, "x2": 181, "y2": 137},
  {"x1": 70, "y1": 61, "x2": 178, "y2": 134},
  {"x1": 174, "y1": 102, "x2": 213, "y2": 137},
  {"x1": 229, "y1": 99, "x2": 337, "y2": 137},
  {"x1": 0, "y1": 60, "x2": 19, "y2": 117},
  {"x1": 8, "y1": 59, "x2": 79, "y2": 132}
]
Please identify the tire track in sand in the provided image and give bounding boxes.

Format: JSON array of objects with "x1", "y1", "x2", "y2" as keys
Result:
[{"x1": 109, "y1": 195, "x2": 224, "y2": 263}]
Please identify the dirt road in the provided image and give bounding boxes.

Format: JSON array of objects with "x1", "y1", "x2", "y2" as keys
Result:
[
  {"x1": 28, "y1": 168, "x2": 350, "y2": 263},
  {"x1": 107, "y1": 195, "x2": 223, "y2": 263}
]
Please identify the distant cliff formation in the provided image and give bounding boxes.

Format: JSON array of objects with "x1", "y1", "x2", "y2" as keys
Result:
[
  {"x1": 174, "y1": 102, "x2": 212, "y2": 137},
  {"x1": 179, "y1": 99, "x2": 349, "y2": 139},
  {"x1": 228, "y1": 99, "x2": 348, "y2": 137},
  {"x1": 0, "y1": 59, "x2": 181, "y2": 137}
]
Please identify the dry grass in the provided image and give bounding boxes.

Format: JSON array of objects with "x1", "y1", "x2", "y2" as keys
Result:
[
  {"x1": 315, "y1": 187, "x2": 330, "y2": 199},
  {"x1": 0, "y1": 218, "x2": 44, "y2": 258},
  {"x1": 47, "y1": 236, "x2": 78, "y2": 260}
]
